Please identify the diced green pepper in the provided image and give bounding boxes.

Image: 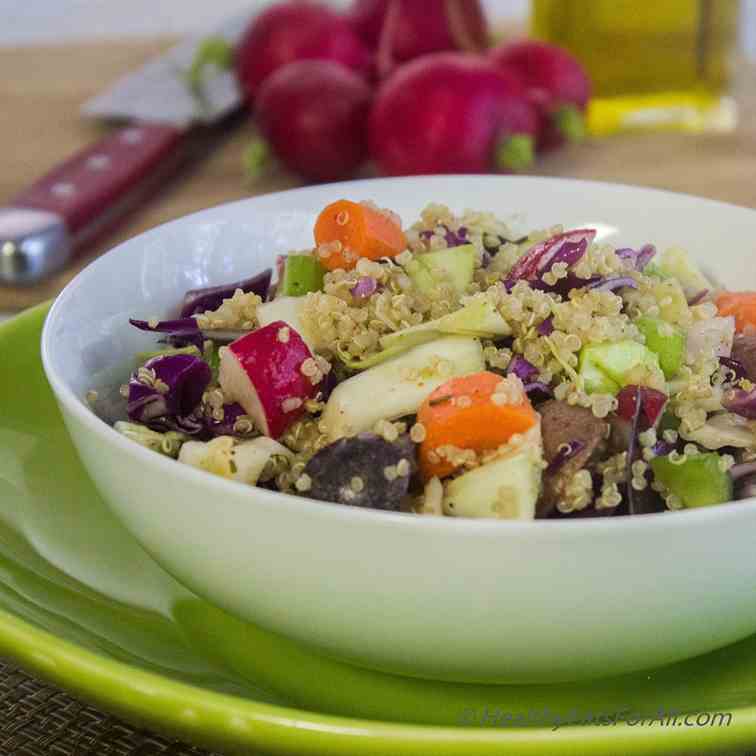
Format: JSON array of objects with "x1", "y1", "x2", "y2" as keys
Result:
[
  {"x1": 578, "y1": 340, "x2": 665, "y2": 395},
  {"x1": 280, "y1": 255, "x2": 325, "y2": 297},
  {"x1": 407, "y1": 244, "x2": 476, "y2": 295},
  {"x1": 636, "y1": 317, "x2": 686, "y2": 379},
  {"x1": 651, "y1": 453, "x2": 733, "y2": 508}
]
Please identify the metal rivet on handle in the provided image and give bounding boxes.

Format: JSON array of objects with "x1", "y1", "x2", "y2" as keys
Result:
[
  {"x1": 121, "y1": 128, "x2": 144, "y2": 145},
  {"x1": 51, "y1": 182, "x2": 76, "y2": 198},
  {"x1": 86, "y1": 154, "x2": 111, "y2": 171}
]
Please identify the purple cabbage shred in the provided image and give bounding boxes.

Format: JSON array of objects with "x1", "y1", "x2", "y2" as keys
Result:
[
  {"x1": 180, "y1": 268, "x2": 272, "y2": 317},
  {"x1": 546, "y1": 440, "x2": 586, "y2": 474},
  {"x1": 507, "y1": 356, "x2": 539, "y2": 382}
]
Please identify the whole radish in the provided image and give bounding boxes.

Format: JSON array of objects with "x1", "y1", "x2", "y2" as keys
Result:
[
  {"x1": 490, "y1": 40, "x2": 591, "y2": 151},
  {"x1": 369, "y1": 52, "x2": 538, "y2": 176},
  {"x1": 255, "y1": 60, "x2": 372, "y2": 182},
  {"x1": 235, "y1": 1, "x2": 371, "y2": 101},
  {"x1": 348, "y1": 0, "x2": 489, "y2": 77}
]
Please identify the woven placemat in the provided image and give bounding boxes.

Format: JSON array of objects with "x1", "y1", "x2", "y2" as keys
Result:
[{"x1": 0, "y1": 661, "x2": 220, "y2": 756}]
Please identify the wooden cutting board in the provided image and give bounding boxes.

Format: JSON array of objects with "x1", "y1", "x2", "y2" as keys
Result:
[{"x1": 1, "y1": 39, "x2": 755, "y2": 311}]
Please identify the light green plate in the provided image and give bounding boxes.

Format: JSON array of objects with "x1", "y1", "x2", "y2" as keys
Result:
[{"x1": 2, "y1": 303, "x2": 756, "y2": 755}]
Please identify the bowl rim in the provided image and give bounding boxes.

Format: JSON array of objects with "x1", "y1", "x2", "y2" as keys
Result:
[{"x1": 41, "y1": 174, "x2": 756, "y2": 536}]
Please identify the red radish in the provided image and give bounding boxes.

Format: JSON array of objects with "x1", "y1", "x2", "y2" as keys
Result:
[
  {"x1": 219, "y1": 321, "x2": 318, "y2": 439},
  {"x1": 235, "y1": 1, "x2": 371, "y2": 101},
  {"x1": 348, "y1": 0, "x2": 488, "y2": 77},
  {"x1": 369, "y1": 53, "x2": 538, "y2": 176},
  {"x1": 616, "y1": 385, "x2": 667, "y2": 429},
  {"x1": 255, "y1": 61, "x2": 372, "y2": 182},
  {"x1": 490, "y1": 40, "x2": 591, "y2": 151}
]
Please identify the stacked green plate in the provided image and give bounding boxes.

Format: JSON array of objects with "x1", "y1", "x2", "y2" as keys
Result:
[{"x1": 2, "y1": 303, "x2": 755, "y2": 755}]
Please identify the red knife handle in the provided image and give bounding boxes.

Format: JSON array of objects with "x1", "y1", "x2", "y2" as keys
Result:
[
  {"x1": 0, "y1": 123, "x2": 186, "y2": 285},
  {"x1": 12, "y1": 123, "x2": 185, "y2": 236}
]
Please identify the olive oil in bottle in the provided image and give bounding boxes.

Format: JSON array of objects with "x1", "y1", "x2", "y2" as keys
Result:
[{"x1": 531, "y1": 0, "x2": 740, "y2": 135}]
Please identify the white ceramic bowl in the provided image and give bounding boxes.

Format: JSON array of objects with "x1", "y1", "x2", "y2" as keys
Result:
[{"x1": 42, "y1": 176, "x2": 756, "y2": 684}]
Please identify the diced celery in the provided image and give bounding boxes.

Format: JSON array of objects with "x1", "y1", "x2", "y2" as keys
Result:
[
  {"x1": 408, "y1": 244, "x2": 476, "y2": 295},
  {"x1": 280, "y1": 255, "x2": 324, "y2": 297},
  {"x1": 651, "y1": 453, "x2": 733, "y2": 508},
  {"x1": 636, "y1": 317, "x2": 686, "y2": 379},
  {"x1": 578, "y1": 340, "x2": 665, "y2": 395}
]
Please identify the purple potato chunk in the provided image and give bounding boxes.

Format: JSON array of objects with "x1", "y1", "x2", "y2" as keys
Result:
[{"x1": 303, "y1": 433, "x2": 416, "y2": 510}]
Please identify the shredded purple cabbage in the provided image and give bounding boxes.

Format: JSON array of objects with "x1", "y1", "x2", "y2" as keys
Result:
[
  {"x1": 149, "y1": 412, "x2": 206, "y2": 436},
  {"x1": 585, "y1": 276, "x2": 639, "y2": 293},
  {"x1": 651, "y1": 440, "x2": 674, "y2": 457},
  {"x1": 507, "y1": 356, "x2": 539, "y2": 382},
  {"x1": 180, "y1": 269, "x2": 272, "y2": 318},
  {"x1": 722, "y1": 387, "x2": 756, "y2": 419},
  {"x1": 351, "y1": 276, "x2": 378, "y2": 299},
  {"x1": 687, "y1": 289, "x2": 709, "y2": 306},
  {"x1": 730, "y1": 462, "x2": 756, "y2": 481},
  {"x1": 127, "y1": 354, "x2": 211, "y2": 425},
  {"x1": 546, "y1": 440, "x2": 586, "y2": 474},
  {"x1": 420, "y1": 225, "x2": 468, "y2": 248},
  {"x1": 523, "y1": 381, "x2": 553, "y2": 399},
  {"x1": 505, "y1": 228, "x2": 596, "y2": 288},
  {"x1": 537, "y1": 317, "x2": 554, "y2": 336},
  {"x1": 625, "y1": 386, "x2": 644, "y2": 515},
  {"x1": 719, "y1": 356, "x2": 747, "y2": 382},
  {"x1": 129, "y1": 317, "x2": 204, "y2": 350},
  {"x1": 616, "y1": 244, "x2": 656, "y2": 271},
  {"x1": 204, "y1": 402, "x2": 253, "y2": 437}
]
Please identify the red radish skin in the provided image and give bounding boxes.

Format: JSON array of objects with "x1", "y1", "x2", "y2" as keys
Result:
[
  {"x1": 369, "y1": 52, "x2": 538, "y2": 176},
  {"x1": 219, "y1": 321, "x2": 318, "y2": 439},
  {"x1": 255, "y1": 61, "x2": 372, "y2": 182},
  {"x1": 348, "y1": 0, "x2": 488, "y2": 70},
  {"x1": 235, "y1": 1, "x2": 371, "y2": 101},
  {"x1": 490, "y1": 40, "x2": 591, "y2": 151}
]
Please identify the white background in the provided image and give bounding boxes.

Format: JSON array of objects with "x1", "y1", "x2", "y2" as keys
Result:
[{"x1": 1, "y1": 0, "x2": 753, "y2": 58}]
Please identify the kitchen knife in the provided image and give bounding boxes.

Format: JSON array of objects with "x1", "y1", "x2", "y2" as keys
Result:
[{"x1": 0, "y1": 12, "x2": 251, "y2": 286}]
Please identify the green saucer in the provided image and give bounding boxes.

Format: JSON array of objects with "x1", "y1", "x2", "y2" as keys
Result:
[{"x1": 0, "y1": 302, "x2": 754, "y2": 755}]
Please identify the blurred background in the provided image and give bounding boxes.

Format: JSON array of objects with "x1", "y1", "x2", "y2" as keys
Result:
[
  {"x1": 1, "y1": 1, "x2": 755, "y2": 311},
  {"x1": 1, "y1": 1, "x2": 753, "y2": 52}
]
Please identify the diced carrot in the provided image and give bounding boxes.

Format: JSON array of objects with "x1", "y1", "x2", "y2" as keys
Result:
[
  {"x1": 417, "y1": 371, "x2": 538, "y2": 481},
  {"x1": 314, "y1": 199, "x2": 407, "y2": 271},
  {"x1": 716, "y1": 292, "x2": 756, "y2": 332}
]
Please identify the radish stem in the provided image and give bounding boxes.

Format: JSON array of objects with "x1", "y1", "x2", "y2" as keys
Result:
[
  {"x1": 496, "y1": 134, "x2": 535, "y2": 172},
  {"x1": 243, "y1": 139, "x2": 271, "y2": 181},
  {"x1": 553, "y1": 104, "x2": 586, "y2": 143}
]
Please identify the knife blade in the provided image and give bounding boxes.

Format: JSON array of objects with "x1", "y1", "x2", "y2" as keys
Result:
[{"x1": 0, "y1": 12, "x2": 251, "y2": 286}]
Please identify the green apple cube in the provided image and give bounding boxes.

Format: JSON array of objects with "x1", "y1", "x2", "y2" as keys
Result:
[
  {"x1": 579, "y1": 340, "x2": 665, "y2": 395},
  {"x1": 280, "y1": 255, "x2": 325, "y2": 297},
  {"x1": 651, "y1": 453, "x2": 733, "y2": 508},
  {"x1": 408, "y1": 244, "x2": 476, "y2": 295},
  {"x1": 636, "y1": 317, "x2": 686, "y2": 379}
]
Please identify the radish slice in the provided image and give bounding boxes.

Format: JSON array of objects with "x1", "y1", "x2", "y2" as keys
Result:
[{"x1": 219, "y1": 321, "x2": 319, "y2": 438}]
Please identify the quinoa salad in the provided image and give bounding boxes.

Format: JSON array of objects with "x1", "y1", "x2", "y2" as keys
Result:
[{"x1": 88, "y1": 198, "x2": 756, "y2": 519}]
